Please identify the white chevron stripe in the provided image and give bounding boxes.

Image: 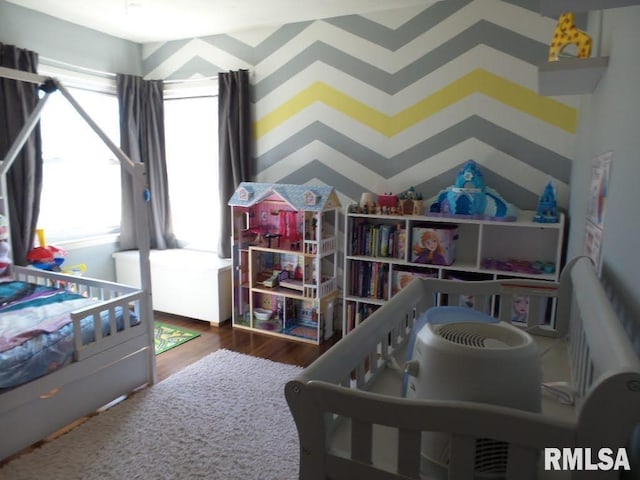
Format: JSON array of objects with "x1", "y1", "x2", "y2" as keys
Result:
[
  {"x1": 255, "y1": 45, "x2": 579, "y2": 114},
  {"x1": 256, "y1": 140, "x2": 389, "y2": 187},
  {"x1": 390, "y1": 95, "x2": 577, "y2": 159},
  {"x1": 144, "y1": 38, "x2": 251, "y2": 79},
  {"x1": 360, "y1": 4, "x2": 434, "y2": 29},
  {"x1": 227, "y1": 26, "x2": 283, "y2": 46},
  {"x1": 142, "y1": 41, "x2": 165, "y2": 59},
  {"x1": 254, "y1": 0, "x2": 555, "y2": 79},
  {"x1": 255, "y1": 95, "x2": 576, "y2": 160},
  {"x1": 256, "y1": 137, "x2": 569, "y2": 208},
  {"x1": 393, "y1": 138, "x2": 570, "y2": 206}
]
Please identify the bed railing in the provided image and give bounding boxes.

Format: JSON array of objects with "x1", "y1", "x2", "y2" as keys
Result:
[
  {"x1": 12, "y1": 266, "x2": 148, "y2": 362},
  {"x1": 285, "y1": 257, "x2": 640, "y2": 479}
]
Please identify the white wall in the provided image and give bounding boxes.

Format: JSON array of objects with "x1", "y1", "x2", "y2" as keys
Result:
[
  {"x1": 568, "y1": 6, "x2": 640, "y2": 328},
  {"x1": 0, "y1": 0, "x2": 141, "y2": 75},
  {"x1": 566, "y1": 7, "x2": 640, "y2": 470}
]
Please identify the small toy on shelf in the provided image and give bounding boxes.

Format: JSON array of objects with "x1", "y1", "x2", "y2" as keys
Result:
[
  {"x1": 0, "y1": 241, "x2": 10, "y2": 276},
  {"x1": 548, "y1": 12, "x2": 592, "y2": 62},
  {"x1": 26, "y1": 228, "x2": 67, "y2": 271},
  {"x1": 428, "y1": 160, "x2": 517, "y2": 221},
  {"x1": 377, "y1": 193, "x2": 399, "y2": 213},
  {"x1": 359, "y1": 192, "x2": 377, "y2": 213},
  {"x1": 481, "y1": 258, "x2": 555, "y2": 276},
  {"x1": 0, "y1": 214, "x2": 10, "y2": 276},
  {"x1": 534, "y1": 181, "x2": 559, "y2": 223},
  {"x1": 398, "y1": 187, "x2": 424, "y2": 216}
]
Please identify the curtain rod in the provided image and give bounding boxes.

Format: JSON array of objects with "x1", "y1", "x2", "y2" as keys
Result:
[
  {"x1": 40, "y1": 57, "x2": 116, "y2": 79},
  {"x1": 41, "y1": 57, "x2": 220, "y2": 86}
]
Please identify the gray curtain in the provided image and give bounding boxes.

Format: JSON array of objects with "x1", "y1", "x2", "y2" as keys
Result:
[
  {"x1": 117, "y1": 74, "x2": 177, "y2": 250},
  {"x1": 218, "y1": 69, "x2": 251, "y2": 258},
  {"x1": 0, "y1": 44, "x2": 41, "y2": 266}
]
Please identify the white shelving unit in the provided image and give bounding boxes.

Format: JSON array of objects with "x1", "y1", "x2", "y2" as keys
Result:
[{"x1": 342, "y1": 210, "x2": 565, "y2": 335}]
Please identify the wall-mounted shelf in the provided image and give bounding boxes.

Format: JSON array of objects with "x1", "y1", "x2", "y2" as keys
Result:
[
  {"x1": 540, "y1": 0, "x2": 640, "y2": 16},
  {"x1": 538, "y1": 56, "x2": 609, "y2": 95}
]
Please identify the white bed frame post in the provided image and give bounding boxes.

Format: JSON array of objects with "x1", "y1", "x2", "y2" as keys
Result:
[
  {"x1": 55, "y1": 82, "x2": 156, "y2": 384},
  {"x1": 0, "y1": 66, "x2": 157, "y2": 384}
]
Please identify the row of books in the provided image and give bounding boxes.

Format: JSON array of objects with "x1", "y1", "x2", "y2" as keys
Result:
[
  {"x1": 347, "y1": 260, "x2": 389, "y2": 300},
  {"x1": 344, "y1": 301, "x2": 380, "y2": 334},
  {"x1": 350, "y1": 220, "x2": 407, "y2": 259}
]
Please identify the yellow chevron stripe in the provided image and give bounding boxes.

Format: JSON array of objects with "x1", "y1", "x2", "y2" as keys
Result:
[{"x1": 254, "y1": 69, "x2": 577, "y2": 139}]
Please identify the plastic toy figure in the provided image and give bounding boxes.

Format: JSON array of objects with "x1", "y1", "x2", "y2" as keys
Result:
[
  {"x1": 534, "y1": 181, "x2": 559, "y2": 223},
  {"x1": 429, "y1": 160, "x2": 517, "y2": 220}
]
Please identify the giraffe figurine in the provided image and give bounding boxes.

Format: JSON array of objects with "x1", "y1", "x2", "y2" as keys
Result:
[{"x1": 548, "y1": 12, "x2": 592, "y2": 61}]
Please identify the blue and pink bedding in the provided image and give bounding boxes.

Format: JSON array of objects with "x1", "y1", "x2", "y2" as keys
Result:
[{"x1": 0, "y1": 281, "x2": 138, "y2": 390}]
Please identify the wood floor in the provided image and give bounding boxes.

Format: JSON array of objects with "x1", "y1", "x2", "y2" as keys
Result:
[
  {"x1": 155, "y1": 311, "x2": 340, "y2": 382},
  {"x1": 0, "y1": 312, "x2": 339, "y2": 467}
]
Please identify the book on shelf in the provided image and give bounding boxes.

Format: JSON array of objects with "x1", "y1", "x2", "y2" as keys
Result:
[
  {"x1": 348, "y1": 260, "x2": 389, "y2": 300},
  {"x1": 345, "y1": 301, "x2": 381, "y2": 333},
  {"x1": 350, "y1": 220, "x2": 402, "y2": 259}
]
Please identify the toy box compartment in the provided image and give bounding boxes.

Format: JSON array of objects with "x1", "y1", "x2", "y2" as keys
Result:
[{"x1": 410, "y1": 224, "x2": 457, "y2": 266}]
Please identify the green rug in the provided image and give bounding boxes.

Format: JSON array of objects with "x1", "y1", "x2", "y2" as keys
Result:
[{"x1": 154, "y1": 322, "x2": 201, "y2": 355}]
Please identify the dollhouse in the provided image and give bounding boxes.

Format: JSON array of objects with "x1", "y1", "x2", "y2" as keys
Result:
[{"x1": 228, "y1": 183, "x2": 341, "y2": 344}]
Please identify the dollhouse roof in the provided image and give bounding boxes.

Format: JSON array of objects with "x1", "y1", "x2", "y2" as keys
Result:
[{"x1": 228, "y1": 182, "x2": 341, "y2": 211}]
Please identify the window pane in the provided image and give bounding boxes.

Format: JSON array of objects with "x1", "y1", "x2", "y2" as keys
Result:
[
  {"x1": 164, "y1": 96, "x2": 219, "y2": 252},
  {"x1": 39, "y1": 88, "x2": 120, "y2": 242}
]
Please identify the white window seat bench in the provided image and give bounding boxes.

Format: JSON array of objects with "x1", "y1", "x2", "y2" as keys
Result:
[{"x1": 112, "y1": 249, "x2": 232, "y2": 326}]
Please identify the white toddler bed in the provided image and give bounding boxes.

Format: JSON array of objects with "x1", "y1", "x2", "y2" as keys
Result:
[
  {"x1": 0, "y1": 66, "x2": 156, "y2": 462},
  {"x1": 286, "y1": 256, "x2": 640, "y2": 479},
  {"x1": 0, "y1": 266, "x2": 154, "y2": 461}
]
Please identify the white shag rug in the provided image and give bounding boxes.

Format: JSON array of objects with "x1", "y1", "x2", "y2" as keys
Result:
[{"x1": 0, "y1": 349, "x2": 303, "y2": 480}]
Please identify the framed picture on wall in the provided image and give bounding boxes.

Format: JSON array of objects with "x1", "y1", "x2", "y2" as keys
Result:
[
  {"x1": 584, "y1": 151, "x2": 612, "y2": 276},
  {"x1": 586, "y1": 151, "x2": 612, "y2": 229}
]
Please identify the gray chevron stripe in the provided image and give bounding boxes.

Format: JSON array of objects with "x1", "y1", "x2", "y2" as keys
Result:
[
  {"x1": 503, "y1": 0, "x2": 587, "y2": 23},
  {"x1": 198, "y1": 22, "x2": 313, "y2": 64},
  {"x1": 256, "y1": 117, "x2": 571, "y2": 182},
  {"x1": 274, "y1": 159, "x2": 545, "y2": 212},
  {"x1": 410, "y1": 165, "x2": 544, "y2": 211},
  {"x1": 501, "y1": 0, "x2": 541, "y2": 14},
  {"x1": 142, "y1": 22, "x2": 311, "y2": 76},
  {"x1": 143, "y1": 39, "x2": 192, "y2": 76},
  {"x1": 256, "y1": 122, "x2": 384, "y2": 172},
  {"x1": 278, "y1": 159, "x2": 366, "y2": 199},
  {"x1": 159, "y1": 56, "x2": 224, "y2": 80},
  {"x1": 393, "y1": 116, "x2": 571, "y2": 182},
  {"x1": 254, "y1": 20, "x2": 548, "y2": 101},
  {"x1": 323, "y1": 0, "x2": 472, "y2": 50}
]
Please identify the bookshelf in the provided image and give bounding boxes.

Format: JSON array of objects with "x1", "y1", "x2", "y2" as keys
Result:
[
  {"x1": 342, "y1": 210, "x2": 565, "y2": 335},
  {"x1": 228, "y1": 183, "x2": 341, "y2": 344}
]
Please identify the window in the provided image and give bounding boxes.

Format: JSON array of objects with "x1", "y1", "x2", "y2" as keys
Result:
[
  {"x1": 164, "y1": 94, "x2": 219, "y2": 252},
  {"x1": 38, "y1": 87, "x2": 121, "y2": 242}
]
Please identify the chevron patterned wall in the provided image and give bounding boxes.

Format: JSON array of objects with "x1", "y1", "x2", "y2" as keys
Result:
[{"x1": 142, "y1": 0, "x2": 577, "y2": 212}]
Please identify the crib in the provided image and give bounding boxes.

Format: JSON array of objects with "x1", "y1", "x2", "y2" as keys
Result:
[{"x1": 285, "y1": 256, "x2": 640, "y2": 479}]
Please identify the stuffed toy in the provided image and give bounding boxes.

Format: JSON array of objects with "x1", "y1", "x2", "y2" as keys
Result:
[{"x1": 0, "y1": 214, "x2": 10, "y2": 276}]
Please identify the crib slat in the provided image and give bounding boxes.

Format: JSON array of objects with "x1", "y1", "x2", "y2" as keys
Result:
[
  {"x1": 506, "y1": 444, "x2": 538, "y2": 480},
  {"x1": 447, "y1": 434, "x2": 476, "y2": 479},
  {"x1": 351, "y1": 419, "x2": 372, "y2": 464},
  {"x1": 397, "y1": 428, "x2": 420, "y2": 478}
]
